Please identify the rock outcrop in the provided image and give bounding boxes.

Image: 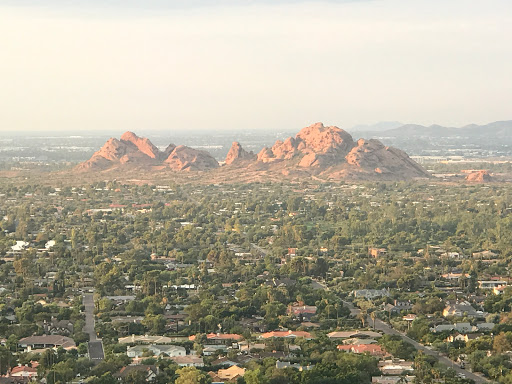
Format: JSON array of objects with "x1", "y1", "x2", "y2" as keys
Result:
[
  {"x1": 225, "y1": 142, "x2": 256, "y2": 165},
  {"x1": 253, "y1": 122, "x2": 429, "y2": 179},
  {"x1": 257, "y1": 123, "x2": 355, "y2": 166},
  {"x1": 165, "y1": 145, "x2": 219, "y2": 171},
  {"x1": 76, "y1": 132, "x2": 217, "y2": 172},
  {"x1": 120, "y1": 131, "x2": 162, "y2": 160},
  {"x1": 465, "y1": 170, "x2": 493, "y2": 183},
  {"x1": 76, "y1": 135, "x2": 162, "y2": 171},
  {"x1": 163, "y1": 144, "x2": 177, "y2": 159},
  {"x1": 344, "y1": 139, "x2": 427, "y2": 176},
  {"x1": 76, "y1": 123, "x2": 429, "y2": 180}
]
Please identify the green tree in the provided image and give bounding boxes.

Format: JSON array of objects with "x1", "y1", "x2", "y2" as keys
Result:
[{"x1": 175, "y1": 367, "x2": 211, "y2": 384}]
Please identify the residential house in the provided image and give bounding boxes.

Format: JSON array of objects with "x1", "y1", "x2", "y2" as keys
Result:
[
  {"x1": 259, "y1": 330, "x2": 314, "y2": 340},
  {"x1": 378, "y1": 359, "x2": 414, "y2": 375},
  {"x1": 300, "y1": 322, "x2": 320, "y2": 329},
  {"x1": 275, "y1": 361, "x2": 313, "y2": 371},
  {"x1": 118, "y1": 335, "x2": 188, "y2": 344},
  {"x1": 494, "y1": 286, "x2": 509, "y2": 295},
  {"x1": 105, "y1": 295, "x2": 136, "y2": 305},
  {"x1": 352, "y1": 289, "x2": 390, "y2": 299},
  {"x1": 434, "y1": 322, "x2": 474, "y2": 333},
  {"x1": 114, "y1": 365, "x2": 157, "y2": 382},
  {"x1": 211, "y1": 355, "x2": 253, "y2": 367},
  {"x1": 111, "y1": 316, "x2": 144, "y2": 324},
  {"x1": 473, "y1": 250, "x2": 498, "y2": 259},
  {"x1": 127, "y1": 344, "x2": 186, "y2": 358},
  {"x1": 478, "y1": 280, "x2": 507, "y2": 290},
  {"x1": 170, "y1": 356, "x2": 204, "y2": 367},
  {"x1": 442, "y1": 273, "x2": 470, "y2": 281},
  {"x1": 403, "y1": 314, "x2": 417, "y2": 323},
  {"x1": 287, "y1": 305, "x2": 317, "y2": 321},
  {"x1": 337, "y1": 344, "x2": 386, "y2": 358},
  {"x1": 327, "y1": 330, "x2": 382, "y2": 340},
  {"x1": 446, "y1": 333, "x2": 484, "y2": 343},
  {"x1": 189, "y1": 333, "x2": 243, "y2": 346},
  {"x1": 432, "y1": 322, "x2": 494, "y2": 334},
  {"x1": 203, "y1": 346, "x2": 229, "y2": 356},
  {"x1": 38, "y1": 318, "x2": 74, "y2": 336},
  {"x1": 211, "y1": 357, "x2": 241, "y2": 367},
  {"x1": 18, "y1": 335, "x2": 76, "y2": 352},
  {"x1": 208, "y1": 366, "x2": 246, "y2": 383},
  {"x1": 8, "y1": 366, "x2": 38, "y2": 379},
  {"x1": 442, "y1": 301, "x2": 486, "y2": 319},
  {"x1": 0, "y1": 378, "x2": 31, "y2": 384},
  {"x1": 342, "y1": 337, "x2": 378, "y2": 345},
  {"x1": 372, "y1": 376, "x2": 415, "y2": 384},
  {"x1": 263, "y1": 278, "x2": 297, "y2": 288},
  {"x1": 369, "y1": 248, "x2": 387, "y2": 258},
  {"x1": 386, "y1": 300, "x2": 413, "y2": 314}
]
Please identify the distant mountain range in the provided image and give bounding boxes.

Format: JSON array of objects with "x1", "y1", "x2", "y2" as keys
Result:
[
  {"x1": 350, "y1": 121, "x2": 403, "y2": 132},
  {"x1": 354, "y1": 120, "x2": 512, "y2": 138}
]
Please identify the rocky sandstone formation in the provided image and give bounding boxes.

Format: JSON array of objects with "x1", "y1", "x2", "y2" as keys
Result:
[
  {"x1": 251, "y1": 122, "x2": 429, "y2": 179},
  {"x1": 165, "y1": 145, "x2": 219, "y2": 171},
  {"x1": 76, "y1": 132, "x2": 218, "y2": 172},
  {"x1": 257, "y1": 123, "x2": 355, "y2": 165},
  {"x1": 76, "y1": 136, "x2": 160, "y2": 171},
  {"x1": 225, "y1": 142, "x2": 256, "y2": 165},
  {"x1": 466, "y1": 170, "x2": 493, "y2": 183},
  {"x1": 120, "y1": 131, "x2": 162, "y2": 160},
  {"x1": 76, "y1": 123, "x2": 429, "y2": 180}
]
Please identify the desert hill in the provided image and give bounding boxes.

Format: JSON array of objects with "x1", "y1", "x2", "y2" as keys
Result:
[
  {"x1": 465, "y1": 170, "x2": 493, "y2": 183},
  {"x1": 226, "y1": 123, "x2": 429, "y2": 180},
  {"x1": 225, "y1": 142, "x2": 256, "y2": 165},
  {"x1": 75, "y1": 124, "x2": 429, "y2": 181},
  {"x1": 75, "y1": 131, "x2": 219, "y2": 172}
]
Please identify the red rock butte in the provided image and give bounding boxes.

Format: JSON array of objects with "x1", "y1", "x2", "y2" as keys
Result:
[
  {"x1": 76, "y1": 132, "x2": 219, "y2": 172},
  {"x1": 76, "y1": 123, "x2": 430, "y2": 181},
  {"x1": 465, "y1": 170, "x2": 493, "y2": 183}
]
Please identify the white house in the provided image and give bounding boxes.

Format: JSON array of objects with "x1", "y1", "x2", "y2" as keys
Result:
[{"x1": 127, "y1": 344, "x2": 186, "y2": 358}]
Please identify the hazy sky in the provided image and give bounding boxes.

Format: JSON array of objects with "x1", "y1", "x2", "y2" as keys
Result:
[{"x1": 1, "y1": 0, "x2": 511, "y2": 133}]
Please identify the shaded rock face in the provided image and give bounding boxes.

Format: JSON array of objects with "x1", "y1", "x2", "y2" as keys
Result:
[
  {"x1": 163, "y1": 144, "x2": 177, "y2": 159},
  {"x1": 225, "y1": 142, "x2": 256, "y2": 165},
  {"x1": 76, "y1": 132, "x2": 217, "y2": 172},
  {"x1": 466, "y1": 170, "x2": 493, "y2": 183},
  {"x1": 164, "y1": 145, "x2": 219, "y2": 171}
]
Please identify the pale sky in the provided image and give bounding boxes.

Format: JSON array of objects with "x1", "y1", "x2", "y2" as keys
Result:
[{"x1": 1, "y1": 0, "x2": 511, "y2": 133}]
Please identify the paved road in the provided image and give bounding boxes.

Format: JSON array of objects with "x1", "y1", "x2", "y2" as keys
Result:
[
  {"x1": 311, "y1": 279, "x2": 328, "y2": 291},
  {"x1": 83, "y1": 292, "x2": 105, "y2": 362},
  {"x1": 83, "y1": 293, "x2": 96, "y2": 341},
  {"x1": 342, "y1": 301, "x2": 491, "y2": 384},
  {"x1": 372, "y1": 318, "x2": 490, "y2": 384},
  {"x1": 87, "y1": 341, "x2": 105, "y2": 362}
]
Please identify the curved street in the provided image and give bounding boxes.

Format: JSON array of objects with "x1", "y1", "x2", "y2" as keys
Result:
[{"x1": 342, "y1": 301, "x2": 492, "y2": 384}]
